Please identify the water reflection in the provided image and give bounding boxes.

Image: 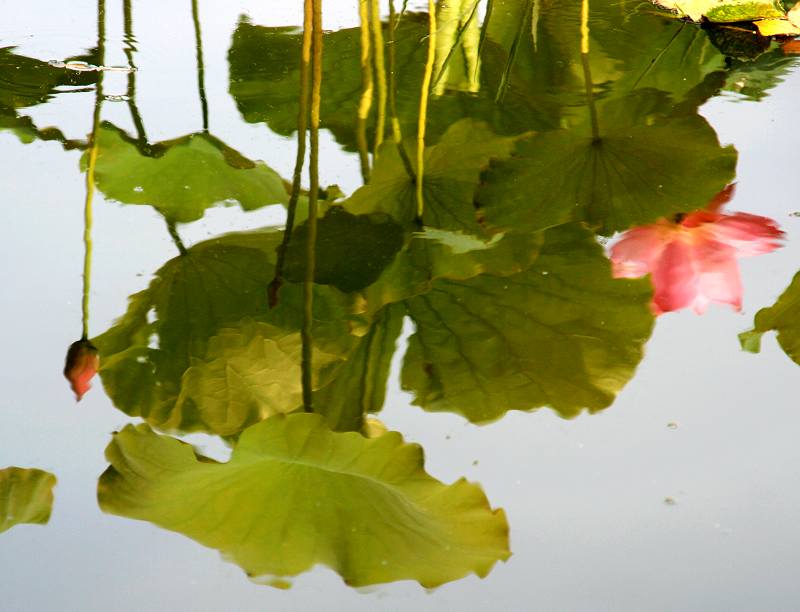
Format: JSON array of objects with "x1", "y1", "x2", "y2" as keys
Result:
[
  {"x1": 2, "y1": 0, "x2": 800, "y2": 596},
  {"x1": 611, "y1": 185, "x2": 784, "y2": 314}
]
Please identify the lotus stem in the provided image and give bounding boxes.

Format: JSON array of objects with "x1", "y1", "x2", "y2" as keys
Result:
[
  {"x1": 302, "y1": 0, "x2": 323, "y2": 412},
  {"x1": 357, "y1": 0, "x2": 374, "y2": 183},
  {"x1": 270, "y1": 0, "x2": 313, "y2": 308},
  {"x1": 416, "y1": 0, "x2": 437, "y2": 221}
]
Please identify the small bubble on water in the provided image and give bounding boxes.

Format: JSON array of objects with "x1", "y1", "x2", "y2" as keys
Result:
[{"x1": 133, "y1": 186, "x2": 144, "y2": 192}]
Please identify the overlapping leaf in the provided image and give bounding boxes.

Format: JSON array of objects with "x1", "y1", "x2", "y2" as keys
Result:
[
  {"x1": 401, "y1": 223, "x2": 654, "y2": 422},
  {"x1": 93, "y1": 232, "x2": 362, "y2": 436},
  {"x1": 476, "y1": 91, "x2": 738, "y2": 236}
]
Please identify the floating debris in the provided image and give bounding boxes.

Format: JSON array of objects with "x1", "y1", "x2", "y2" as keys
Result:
[
  {"x1": 667, "y1": 421, "x2": 679, "y2": 430},
  {"x1": 48, "y1": 60, "x2": 136, "y2": 73},
  {"x1": 663, "y1": 496, "x2": 677, "y2": 506}
]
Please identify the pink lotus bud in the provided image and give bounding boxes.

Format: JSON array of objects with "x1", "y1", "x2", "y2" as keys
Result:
[{"x1": 64, "y1": 339, "x2": 99, "y2": 401}]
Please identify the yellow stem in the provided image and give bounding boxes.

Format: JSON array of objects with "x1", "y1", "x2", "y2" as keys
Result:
[
  {"x1": 416, "y1": 0, "x2": 437, "y2": 220},
  {"x1": 581, "y1": 0, "x2": 590, "y2": 54},
  {"x1": 369, "y1": 0, "x2": 387, "y2": 157},
  {"x1": 357, "y1": 0, "x2": 374, "y2": 182}
]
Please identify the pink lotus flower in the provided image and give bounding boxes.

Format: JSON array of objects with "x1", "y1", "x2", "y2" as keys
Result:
[
  {"x1": 64, "y1": 339, "x2": 99, "y2": 401},
  {"x1": 610, "y1": 186, "x2": 784, "y2": 315}
]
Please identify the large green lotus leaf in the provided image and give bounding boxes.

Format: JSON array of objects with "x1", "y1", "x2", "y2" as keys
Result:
[
  {"x1": 283, "y1": 206, "x2": 405, "y2": 292},
  {"x1": 476, "y1": 91, "x2": 738, "y2": 236},
  {"x1": 98, "y1": 414, "x2": 510, "y2": 588},
  {"x1": 348, "y1": 119, "x2": 518, "y2": 230},
  {"x1": 401, "y1": 223, "x2": 654, "y2": 423},
  {"x1": 85, "y1": 123, "x2": 288, "y2": 223},
  {"x1": 0, "y1": 467, "x2": 56, "y2": 534},
  {"x1": 313, "y1": 303, "x2": 406, "y2": 431},
  {"x1": 93, "y1": 232, "x2": 362, "y2": 435},
  {"x1": 740, "y1": 270, "x2": 800, "y2": 364},
  {"x1": 654, "y1": 0, "x2": 784, "y2": 22}
]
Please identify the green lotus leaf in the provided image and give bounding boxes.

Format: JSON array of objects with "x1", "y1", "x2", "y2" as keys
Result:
[
  {"x1": 283, "y1": 206, "x2": 405, "y2": 292},
  {"x1": 0, "y1": 46, "x2": 99, "y2": 110},
  {"x1": 174, "y1": 320, "x2": 343, "y2": 435},
  {"x1": 476, "y1": 91, "x2": 738, "y2": 236},
  {"x1": 348, "y1": 119, "x2": 518, "y2": 230},
  {"x1": 98, "y1": 414, "x2": 510, "y2": 588},
  {"x1": 401, "y1": 223, "x2": 654, "y2": 423},
  {"x1": 740, "y1": 269, "x2": 800, "y2": 364},
  {"x1": 360, "y1": 228, "x2": 543, "y2": 316},
  {"x1": 228, "y1": 16, "x2": 561, "y2": 151},
  {"x1": 0, "y1": 467, "x2": 57, "y2": 534},
  {"x1": 85, "y1": 123, "x2": 288, "y2": 223},
  {"x1": 93, "y1": 232, "x2": 362, "y2": 436}
]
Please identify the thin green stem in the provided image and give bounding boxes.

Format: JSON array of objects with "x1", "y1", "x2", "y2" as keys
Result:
[
  {"x1": 302, "y1": 0, "x2": 323, "y2": 412},
  {"x1": 495, "y1": 0, "x2": 531, "y2": 104},
  {"x1": 191, "y1": 0, "x2": 209, "y2": 132},
  {"x1": 166, "y1": 219, "x2": 188, "y2": 255},
  {"x1": 269, "y1": 0, "x2": 314, "y2": 308},
  {"x1": 122, "y1": 0, "x2": 148, "y2": 145},
  {"x1": 580, "y1": 0, "x2": 599, "y2": 142},
  {"x1": 82, "y1": 0, "x2": 106, "y2": 339},
  {"x1": 387, "y1": 0, "x2": 415, "y2": 180}
]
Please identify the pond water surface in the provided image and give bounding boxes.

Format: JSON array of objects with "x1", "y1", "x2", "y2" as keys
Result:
[{"x1": 2, "y1": 1, "x2": 800, "y2": 611}]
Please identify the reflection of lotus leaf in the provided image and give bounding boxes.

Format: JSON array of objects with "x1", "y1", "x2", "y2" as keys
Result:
[
  {"x1": 84, "y1": 123, "x2": 288, "y2": 223},
  {"x1": 93, "y1": 234, "x2": 362, "y2": 436},
  {"x1": 283, "y1": 206, "x2": 405, "y2": 292},
  {"x1": 98, "y1": 414, "x2": 510, "y2": 588},
  {"x1": 313, "y1": 303, "x2": 405, "y2": 431},
  {"x1": 476, "y1": 92, "x2": 738, "y2": 235},
  {"x1": 0, "y1": 467, "x2": 57, "y2": 534},
  {"x1": 0, "y1": 46, "x2": 99, "y2": 110},
  {"x1": 348, "y1": 119, "x2": 518, "y2": 230},
  {"x1": 228, "y1": 17, "x2": 560, "y2": 149},
  {"x1": 741, "y1": 270, "x2": 800, "y2": 364},
  {"x1": 401, "y1": 223, "x2": 654, "y2": 422}
]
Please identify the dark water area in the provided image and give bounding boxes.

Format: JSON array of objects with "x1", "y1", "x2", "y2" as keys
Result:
[{"x1": 2, "y1": 1, "x2": 800, "y2": 610}]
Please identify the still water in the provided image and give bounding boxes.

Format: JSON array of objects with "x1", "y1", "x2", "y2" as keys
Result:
[{"x1": 2, "y1": 0, "x2": 800, "y2": 610}]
